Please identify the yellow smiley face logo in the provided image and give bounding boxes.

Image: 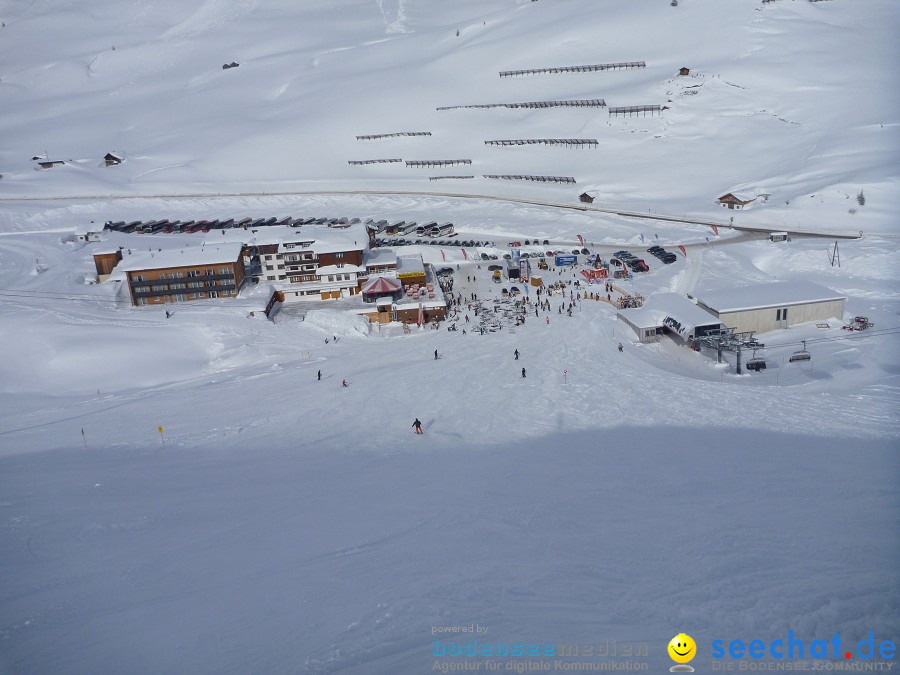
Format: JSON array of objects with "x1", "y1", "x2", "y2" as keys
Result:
[{"x1": 668, "y1": 633, "x2": 697, "y2": 664}]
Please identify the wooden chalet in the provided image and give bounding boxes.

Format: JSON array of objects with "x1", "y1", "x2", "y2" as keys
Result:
[
  {"x1": 579, "y1": 192, "x2": 595, "y2": 204},
  {"x1": 93, "y1": 250, "x2": 123, "y2": 282},
  {"x1": 679, "y1": 67, "x2": 691, "y2": 76},
  {"x1": 717, "y1": 193, "x2": 756, "y2": 210},
  {"x1": 104, "y1": 152, "x2": 123, "y2": 166},
  {"x1": 37, "y1": 160, "x2": 65, "y2": 169}
]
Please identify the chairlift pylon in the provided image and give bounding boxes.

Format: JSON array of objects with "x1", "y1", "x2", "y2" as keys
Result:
[{"x1": 789, "y1": 340, "x2": 811, "y2": 363}]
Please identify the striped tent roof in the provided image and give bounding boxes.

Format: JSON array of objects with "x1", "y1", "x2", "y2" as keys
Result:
[{"x1": 361, "y1": 276, "x2": 402, "y2": 294}]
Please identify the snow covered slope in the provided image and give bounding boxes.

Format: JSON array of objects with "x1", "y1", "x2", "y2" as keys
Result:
[
  {"x1": 0, "y1": 2, "x2": 898, "y2": 674},
  {"x1": 1, "y1": 0, "x2": 897, "y2": 232}
]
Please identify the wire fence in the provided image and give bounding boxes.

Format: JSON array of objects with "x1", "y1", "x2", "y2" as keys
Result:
[
  {"x1": 499, "y1": 61, "x2": 645, "y2": 77},
  {"x1": 437, "y1": 99, "x2": 606, "y2": 111},
  {"x1": 484, "y1": 139, "x2": 598, "y2": 148}
]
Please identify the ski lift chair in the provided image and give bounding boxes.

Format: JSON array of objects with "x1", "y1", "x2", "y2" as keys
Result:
[
  {"x1": 789, "y1": 340, "x2": 811, "y2": 363},
  {"x1": 746, "y1": 349, "x2": 766, "y2": 372}
]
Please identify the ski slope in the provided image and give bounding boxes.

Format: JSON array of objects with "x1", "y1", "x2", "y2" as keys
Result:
[{"x1": 0, "y1": 1, "x2": 898, "y2": 673}]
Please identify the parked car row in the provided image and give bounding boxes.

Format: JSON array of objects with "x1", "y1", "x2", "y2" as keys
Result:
[
  {"x1": 646, "y1": 245, "x2": 677, "y2": 264},
  {"x1": 102, "y1": 216, "x2": 369, "y2": 235},
  {"x1": 508, "y1": 239, "x2": 552, "y2": 246},
  {"x1": 376, "y1": 238, "x2": 494, "y2": 248},
  {"x1": 613, "y1": 250, "x2": 650, "y2": 273}
]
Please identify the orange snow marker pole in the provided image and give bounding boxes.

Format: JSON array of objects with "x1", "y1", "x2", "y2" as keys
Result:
[{"x1": 158, "y1": 425, "x2": 165, "y2": 447}]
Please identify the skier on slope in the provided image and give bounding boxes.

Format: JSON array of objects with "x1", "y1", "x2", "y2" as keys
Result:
[
  {"x1": 434, "y1": 349, "x2": 439, "y2": 360},
  {"x1": 514, "y1": 349, "x2": 520, "y2": 360},
  {"x1": 317, "y1": 370, "x2": 322, "y2": 381},
  {"x1": 521, "y1": 368, "x2": 526, "y2": 378},
  {"x1": 412, "y1": 418, "x2": 423, "y2": 434}
]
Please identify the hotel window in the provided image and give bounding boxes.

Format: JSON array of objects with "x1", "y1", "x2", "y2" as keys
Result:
[
  {"x1": 334, "y1": 252, "x2": 345, "y2": 259},
  {"x1": 209, "y1": 291, "x2": 219, "y2": 299},
  {"x1": 133, "y1": 275, "x2": 145, "y2": 282}
]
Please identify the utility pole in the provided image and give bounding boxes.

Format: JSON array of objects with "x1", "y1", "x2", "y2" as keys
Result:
[{"x1": 830, "y1": 241, "x2": 840, "y2": 267}]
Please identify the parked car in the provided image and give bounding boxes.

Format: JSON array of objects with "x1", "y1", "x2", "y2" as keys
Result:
[
  {"x1": 543, "y1": 239, "x2": 550, "y2": 246},
  {"x1": 580, "y1": 248, "x2": 590, "y2": 255},
  {"x1": 503, "y1": 253, "x2": 512, "y2": 260},
  {"x1": 647, "y1": 246, "x2": 663, "y2": 253}
]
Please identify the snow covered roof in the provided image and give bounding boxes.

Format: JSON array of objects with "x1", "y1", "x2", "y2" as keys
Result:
[
  {"x1": 210, "y1": 224, "x2": 366, "y2": 252},
  {"x1": 697, "y1": 281, "x2": 846, "y2": 313},
  {"x1": 119, "y1": 243, "x2": 243, "y2": 272},
  {"x1": 617, "y1": 306, "x2": 664, "y2": 331},
  {"x1": 365, "y1": 249, "x2": 397, "y2": 266},
  {"x1": 717, "y1": 193, "x2": 755, "y2": 204},
  {"x1": 397, "y1": 255, "x2": 425, "y2": 276},
  {"x1": 618, "y1": 293, "x2": 721, "y2": 337},
  {"x1": 316, "y1": 264, "x2": 364, "y2": 276},
  {"x1": 375, "y1": 296, "x2": 395, "y2": 306}
]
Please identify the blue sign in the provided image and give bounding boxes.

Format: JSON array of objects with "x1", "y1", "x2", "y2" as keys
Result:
[{"x1": 555, "y1": 255, "x2": 577, "y2": 266}]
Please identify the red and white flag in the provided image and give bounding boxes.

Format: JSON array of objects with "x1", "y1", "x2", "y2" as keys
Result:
[
  {"x1": 577, "y1": 234, "x2": 585, "y2": 247},
  {"x1": 678, "y1": 245, "x2": 687, "y2": 257},
  {"x1": 461, "y1": 248, "x2": 468, "y2": 260},
  {"x1": 440, "y1": 249, "x2": 446, "y2": 261},
  {"x1": 711, "y1": 224, "x2": 719, "y2": 236}
]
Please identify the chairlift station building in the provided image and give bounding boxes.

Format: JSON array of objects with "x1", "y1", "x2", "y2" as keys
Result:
[
  {"x1": 696, "y1": 281, "x2": 846, "y2": 334},
  {"x1": 617, "y1": 293, "x2": 723, "y2": 343}
]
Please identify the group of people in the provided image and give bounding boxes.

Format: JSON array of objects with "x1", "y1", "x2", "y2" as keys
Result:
[{"x1": 320, "y1": 256, "x2": 633, "y2": 435}]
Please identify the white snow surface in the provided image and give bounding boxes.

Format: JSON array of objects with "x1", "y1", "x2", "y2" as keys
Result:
[{"x1": 0, "y1": 1, "x2": 898, "y2": 674}]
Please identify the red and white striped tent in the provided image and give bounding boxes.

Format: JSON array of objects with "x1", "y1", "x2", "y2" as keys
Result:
[{"x1": 361, "y1": 276, "x2": 402, "y2": 295}]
